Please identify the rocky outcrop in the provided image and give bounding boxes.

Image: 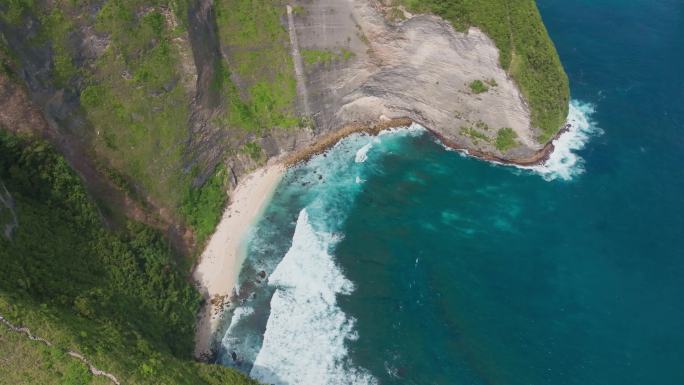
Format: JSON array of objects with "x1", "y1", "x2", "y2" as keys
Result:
[
  {"x1": 1, "y1": 0, "x2": 566, "y2": 258},
  {"x1": 289, "y1": 0, "x2": 559, "y2": 163}
]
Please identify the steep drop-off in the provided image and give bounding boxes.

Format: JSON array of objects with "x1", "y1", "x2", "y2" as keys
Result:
[
  {"x1": 1, "y1": 0, "x2": 568, "y2": 244},
  {"x1": 0, "y1": 0, "x2": 569, "y2": 381}
]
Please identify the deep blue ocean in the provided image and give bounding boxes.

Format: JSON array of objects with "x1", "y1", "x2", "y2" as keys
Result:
[{"x1": 217, "y1": 1, "x2": 684, "y2": 383}]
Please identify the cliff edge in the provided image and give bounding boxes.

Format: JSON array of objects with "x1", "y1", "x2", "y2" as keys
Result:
[{"x1": 289, "y1": 0, "x2": 569, "y2": 164}]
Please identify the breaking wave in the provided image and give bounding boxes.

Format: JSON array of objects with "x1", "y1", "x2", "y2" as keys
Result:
[
  {"x1": 246, "y1": 127, "x2": 428, "y2": 384},
  {"x1": 529, "y1": 100, "x2": 602, "y2": 181},
  {"x1": 355, "y1": 142, "x2": 373, "y2": 163},
  {"x1": 250, "y1": 209, "x2": 376, "y2": 385}
]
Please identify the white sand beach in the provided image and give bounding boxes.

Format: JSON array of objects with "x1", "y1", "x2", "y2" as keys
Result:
[{"x1": 193, "y1": 163, "x2": 285, "y2": 359}]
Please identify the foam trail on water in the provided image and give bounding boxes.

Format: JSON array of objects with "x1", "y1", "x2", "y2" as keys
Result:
[
  {"x1": 250, "y1": 209, "x2": 376, "y2": 385},
  {"x1": 226, "y1": 307, "x2": 254, "y2": 334},
  {"x1": 356, "y1": 123, "x2": 424, "y2": 163},
  {"x1": 529, "y1": 100, "x2": 602, "y2": 181},
  {"x1": 225, "y1": 126, "x2": 426, "y2": 383},
  {"x1": 355, "y1": 142, "x2": 373, "y2": 163},
  {"x1": 378, "y1": 122, "x2": 426, "y2": 136}
]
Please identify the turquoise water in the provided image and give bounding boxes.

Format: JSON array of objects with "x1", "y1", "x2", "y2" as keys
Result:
[{"x1": 218, "y1": 0, "x2": 684, "y2": 383}]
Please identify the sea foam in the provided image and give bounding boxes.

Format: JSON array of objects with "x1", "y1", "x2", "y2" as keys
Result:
[
  {"x1": 356, "y1": 123, "x2": 425, "y2": 163},
  {"x1": 528, "y1": 100, "x2": 602, "y2": 181},
  {"x1": 229, "y1": 126, "x2": 428, "y2": 383},
  {"x1": 355, "y1": 142, "x2": 373, "y2": 163},
  {"x1": 250, "y1": 209, "x2": 376, "y2": 385}
]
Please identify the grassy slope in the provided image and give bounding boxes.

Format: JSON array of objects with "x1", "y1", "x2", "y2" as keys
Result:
[
  {"x1": 1, "y1": 0, "x2": 229, "y2": 248},
  {"x1": 0, "y1": 131, "x2": 257, "y2": 384},
  {"x1": 0, "y1": 326, "x2": 111, "y2": 385},
  {"x1": 3, "y1": 0, "x2": 196, "y2": 209},
  {"x1": 179, "y1": 164, "x2": 228, "y2": 245},
  {"x1": 402, "y1": 0, "x2": 570, "y2": 141},
  {"x1": 213, "y1": 0, "x2": 299, "y2": 132},
  {"x1": 80, "y1": 0, "x2": 192, "y2": 209},
  {"x1": 0, "y1": 1, "x2": 293, "y2": 381},
  {"x1": 177, "y1": 0, "x2": 299, "y2": 241}
]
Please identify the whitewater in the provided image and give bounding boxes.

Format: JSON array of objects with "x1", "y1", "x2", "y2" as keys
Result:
[
  {"x1": 527, "y1": 100, "x2": 602, "y2": 181},
  {"x1": 250, "y1": 209, "x2": 375, "y2": 385},
  {"x1": 219, "y1": 101, "x2": 599, "y2": 384}
]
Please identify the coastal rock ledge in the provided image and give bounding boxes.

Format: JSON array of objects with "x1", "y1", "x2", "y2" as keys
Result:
[{"x1": 292, "y1": 0, "x2": 561, "y2": 164}]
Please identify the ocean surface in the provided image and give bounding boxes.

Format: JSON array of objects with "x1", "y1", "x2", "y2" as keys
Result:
[{"x1": 217, "y1": 0, "x2": 684, "y2": 383}]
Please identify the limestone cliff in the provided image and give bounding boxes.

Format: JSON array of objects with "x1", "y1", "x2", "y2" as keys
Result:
[{"x1": 0, "y1": 0, "x2": 569, "y2": 253}]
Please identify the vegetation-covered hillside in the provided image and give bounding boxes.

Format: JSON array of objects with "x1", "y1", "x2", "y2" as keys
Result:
[
  {"x1": 0, "y1": 131, "x2": 257, "y2": 384},
  {"x1": 213, "y1": 0, "x2": 299, "y2": 132},
  {"x1": 0, "y1": 0, "x2": 570, "y2": 246},
  {"x1": 3, "y1": 0, "x2": 196, "y2": 208},
  {"x1": 0, "y1": 0, "x2": 310, "y2": 249},
  {"x1": 0, "y1": 0, "x2": 569, "y2": 382},
  {"x1": 402, "y1": 0, "x2": 570, "y2": 141},
  {"x1": 0, "y1": 0, "x2": 293, "y2": 381}
]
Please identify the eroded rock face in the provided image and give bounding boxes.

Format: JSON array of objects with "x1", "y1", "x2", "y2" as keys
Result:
[{"x1": 292, "y1": 0, "x2": 542, "y2": 160}]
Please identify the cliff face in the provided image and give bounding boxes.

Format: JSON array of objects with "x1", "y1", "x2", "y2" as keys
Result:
[
  {"x1": 292, "y1": 0, "x2": 540, "y2": 160},
  {"x1": 0, "y1": 0, "x2": 569, "y2": 251},
  {"x1": 0, "y1": 0, "x2": 236, "y2": 253},
  {"x1": 0, "y1": 0, "x2": 568, "y2": 381}
]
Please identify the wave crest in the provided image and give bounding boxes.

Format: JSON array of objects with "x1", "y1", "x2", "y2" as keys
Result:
[
  {"x1": 250, "y1": 209, "x2": 376, "y2": 385},
  {"x1": 355, "y1": 142, "x2": 373, "y2": 163},
  {"x1": 530, "y1": 100, "x2": 602, "y2": 181}
]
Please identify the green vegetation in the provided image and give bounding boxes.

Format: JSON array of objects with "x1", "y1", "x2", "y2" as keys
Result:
[
  {"x1": 341, "y1": 48, "x2": 355, "y2": 61},
  {"x1": 39, "y1": 8, "x2": 79, "y2": 86},
  {"x1": 3, "y1": 0, "x2": 199, "y2": 210},
  {"x1": 180, "y1": 165, "x2": 229, "y2": 245},
  {"x1": 302, "y1": 49, "x2": 337, "y2": 66},
  {"x1": 0, "y1": 0, "x2": 304, "y2": 248},
  {"x1": 83, "y1": 0, "x2": 192, "y2": 209},
  {"x1": 1, "y1": 327, "x2": 111, "y2": 385},
  {"x1": 2, "y1": 0, "x2": 295, "y2": 247},
  {"x1": 402, "y1": 0, "x2": 569, "y2": 141},
  {"x1": 0, "y1": 131, "x2": 257, "y2": 384},
  {"x1": 0, "y1": 204, "x2": 13, "y2": 232},
  {"x1": 290, "y1": 5, "x2": 305, "y2": 16},
  {"x1": 495, "y1": 127, "x2": 518, "y2": 151},
  {"x1": 0, "y1": 38, "x2": 15, "y2": 78},
  {"x1": 461, "y1": 126, "x2": 491, "y2": 144},
  {"x1": 214, "y1": 0, "x2": 299, "y2": 131},
  {"x1": 387, "y1": 6, "x2": 407, "y2": 22},
  {"x1": 469, "y1": 79, "x2": 488, "y2": 94},
  {"x1": 302, "y1": 48, "x2": 355, "y2": 66},
  {"x1": 0, "y1": 0, "x2": 37, "y2": 25},
  {"x1": 0, "y1": 177, "x2": 16, "y2": 235},
  {"x1": 242, "y1": 141, "x2": 263, "y2": 161}
]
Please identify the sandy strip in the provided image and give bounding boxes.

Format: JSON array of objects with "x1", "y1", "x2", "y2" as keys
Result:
[{"x1": 193, "y1": 163, "x2": 285, "y2": 359}]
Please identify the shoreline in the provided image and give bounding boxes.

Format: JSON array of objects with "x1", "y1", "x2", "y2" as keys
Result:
[
  {"x1": 192, "y1": 163, "x2": 285, "y2": 360},
  {"x1": 426, "y1": 122, "x2": 572, "y2": 167},
  {"x1": 285, "y1": 117, "x2": 570, "y2": 168},
  {"x1": 192, "y1": 118, "x2": 568, "y2": 360}
]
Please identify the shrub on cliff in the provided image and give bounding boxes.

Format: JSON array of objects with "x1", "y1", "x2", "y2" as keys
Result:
[{"x1": 469, "y1": 79, "x2": 489, "y2": 94}]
